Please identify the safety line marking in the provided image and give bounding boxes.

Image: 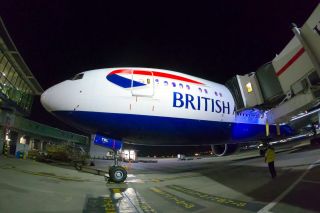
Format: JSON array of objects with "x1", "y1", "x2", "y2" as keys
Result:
[
  {"x1": 104, "y1": 196, "x2": 117, "y2": 213},
  {"x1": 150, "y1": 174, "x2": 202, "y2": 183},
  {"x1": 150, "y1": 187, "x2": 204, "y2": 211},
  {"x1": 167, "y1": 185, "x2": 264, "y2": 211},
  {"x1": 301, "y1": 180, "x2": 320, "y2": 184},
  {"x1": 257, "y1": 159, "x2": 320, "y2": 213}
]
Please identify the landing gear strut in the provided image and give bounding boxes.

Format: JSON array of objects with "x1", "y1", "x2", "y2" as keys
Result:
[
  {"x1": 92, "y1": 134, "x2": 127, "y2": 183},
  {"x1": 108, "y1": 150, "x2": 127, "y2": 183}
]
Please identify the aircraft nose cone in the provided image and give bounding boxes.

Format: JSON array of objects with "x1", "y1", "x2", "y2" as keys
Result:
[
  {"x1": 41, "y1": 87, "x2": 55, "y2": 112},
  {"x1": 41, "y1": 81, "x2": 81, "y2": 113}
]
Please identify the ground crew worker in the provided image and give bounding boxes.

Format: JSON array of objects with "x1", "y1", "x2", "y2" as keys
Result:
[{"x1": 265, "y1": 144, "x2": 277, "y2": 178}]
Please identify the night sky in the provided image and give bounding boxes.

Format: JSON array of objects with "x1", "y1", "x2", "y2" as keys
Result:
[{"x1": 0, "y1": 1, "x2": 319, "y2": 139}]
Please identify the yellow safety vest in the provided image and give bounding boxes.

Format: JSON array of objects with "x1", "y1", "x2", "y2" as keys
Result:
[{"x1": 265, "y1": 148, "x2": 275, "y2": 163}]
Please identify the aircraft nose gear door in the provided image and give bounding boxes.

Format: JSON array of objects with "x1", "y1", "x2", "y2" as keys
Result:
[{"x1": 131, "y1": 70, "x2": 154, "y2": 97}]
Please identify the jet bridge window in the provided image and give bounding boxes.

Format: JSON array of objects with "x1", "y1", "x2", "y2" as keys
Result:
[{"x1": 71, "y1": 73, "x2": 84, "y2": 80}]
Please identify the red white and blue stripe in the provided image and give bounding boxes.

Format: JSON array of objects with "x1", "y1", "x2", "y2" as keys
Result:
[{"x1": 106, "y1": 69, "x2": 204, "y2": 88}]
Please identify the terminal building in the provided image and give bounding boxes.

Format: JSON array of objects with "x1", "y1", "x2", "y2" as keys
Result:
[{"x1": 0, "y1": 17, "x2": 88, "y2": 157}]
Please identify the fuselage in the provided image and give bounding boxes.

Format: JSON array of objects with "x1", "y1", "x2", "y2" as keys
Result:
[{"x1": 41, "y1": 68, "x2": 292, "y2": 145}]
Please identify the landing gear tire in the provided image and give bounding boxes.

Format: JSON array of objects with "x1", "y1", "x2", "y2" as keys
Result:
[{"x1": 109, "y1": 166, "x2": 127, "y2": 183}]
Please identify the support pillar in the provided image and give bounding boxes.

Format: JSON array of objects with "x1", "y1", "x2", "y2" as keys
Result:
[
  {"x1": 265, "y1": 120, "x2": 270, "y2": 137},
  {"x1": 276, "y1": 123, "x2": 281, "y2": 136}
]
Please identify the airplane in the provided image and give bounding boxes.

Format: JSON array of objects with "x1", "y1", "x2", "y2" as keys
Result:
[
  {"x1": 40, "y1": 67, "x2": 293, "y2": 182},
  {"x1": 40, "y1": 4, "x2": 320, "y2": 183}
]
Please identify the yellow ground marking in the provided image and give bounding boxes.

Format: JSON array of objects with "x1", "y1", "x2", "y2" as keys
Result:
[
  {"x1": 167, "y1": 185, "x2": 247, "y2": 208},
  {"x1": 112, "y1": 188, "x2": 121, "y2": 193},
  {"x1": 150, "y1": 187, "x2": 203, "y2": 211},
  {"x1": 103, "y1": 196, "x2": 116, "y2": 213}
]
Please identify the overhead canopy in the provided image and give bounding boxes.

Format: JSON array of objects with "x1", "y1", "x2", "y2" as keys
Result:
[{"x1": 0, "y1": 17, "x2": 43, "y2": 95}]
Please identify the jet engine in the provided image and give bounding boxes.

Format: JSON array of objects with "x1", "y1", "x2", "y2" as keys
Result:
[{"x1": 211, "y1": 144, "x2": 239, "y2": 156}]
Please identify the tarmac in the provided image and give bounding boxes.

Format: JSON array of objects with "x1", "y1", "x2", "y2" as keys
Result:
[{"x1": 0, "y1": 140, "x2": 320, "y2": 213}]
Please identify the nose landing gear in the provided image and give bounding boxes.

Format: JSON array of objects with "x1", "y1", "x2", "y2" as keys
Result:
[
  {"x1": 108, "y1": 151, "x2": 127, "y2": 183},
  {"x1": 92, "y1": 134, "x2": 127, "y2": 183}
]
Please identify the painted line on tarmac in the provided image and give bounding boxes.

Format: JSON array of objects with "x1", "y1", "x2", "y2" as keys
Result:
[
  {"x1": 150, "y1": 174, "x2": 202, "y2": 183},
  {"x1": 83, "y1": 195, "x2": 117, "y2": 213},
  {"x1": 257, "y1": 158, "x2": 320, "y2": 213},
  {"x1": 104, "y1": 196, "x2": 117, "y2": 213},
  {"x1": 301, "y1": 179, "x2": 320, "y2": 184},
  {"x1": 106, "y1": 174, "x2": 201, "y2": 184},
  {"x1": 150, "y1": 187, "x2": 204, "y2": 211},
  {"x1": 167, "y1": 185, "x2": 264, "y2": 212}
]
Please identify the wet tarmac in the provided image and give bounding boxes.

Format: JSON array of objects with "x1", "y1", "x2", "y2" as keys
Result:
[{"x1": 1, "y1": 141, "x2": 320, "y2": 212}]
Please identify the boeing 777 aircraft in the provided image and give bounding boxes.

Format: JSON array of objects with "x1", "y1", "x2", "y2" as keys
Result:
[
  {"x1": 41, "y1": 67, "x2": 292, "y2": 148},
  {"x1": 40, "y1": 4, "x2": 320, "y2": 182},
  {"x1": 40, "y1": 67, "x2": 292, "y2": 182}
]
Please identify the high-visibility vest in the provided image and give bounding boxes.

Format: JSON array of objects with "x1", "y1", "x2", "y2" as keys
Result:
[{"x1": 265, "y1": 148, "x2": 275, "y2": 163}]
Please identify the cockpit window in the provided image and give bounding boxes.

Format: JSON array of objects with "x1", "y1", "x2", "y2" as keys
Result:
[{"x1": 71, "y1": 73, "x2": 84, "y2": 80}]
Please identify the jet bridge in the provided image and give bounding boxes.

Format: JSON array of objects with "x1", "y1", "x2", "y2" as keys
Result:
[{"x1": 226, "y1": 4, "x2": 320, "y2": 125}]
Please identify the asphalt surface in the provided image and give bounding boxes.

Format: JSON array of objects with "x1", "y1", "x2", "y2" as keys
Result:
[{"x1": 1, "y1": 141, "x2": 320, "y2": 212}]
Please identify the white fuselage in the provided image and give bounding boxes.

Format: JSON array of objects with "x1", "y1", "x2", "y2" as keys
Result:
[{"x1": 41, "y1": 68, "x2": 275, "y2": 145}]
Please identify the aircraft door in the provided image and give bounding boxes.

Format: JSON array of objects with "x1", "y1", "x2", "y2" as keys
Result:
[{"x1": 131, "y1": 70, "x2": 154, "y2": 97}]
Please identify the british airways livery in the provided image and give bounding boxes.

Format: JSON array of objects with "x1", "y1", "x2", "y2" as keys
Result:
[
  {"x1": 40, "y1": 4, "x2": 320, "y2": 183},
  {"x1": 41, "y1": 67, "x2": 293, "y2": 182},
  {"x1": 41, "y1": 67, "x2": 290, "y2": 147}
]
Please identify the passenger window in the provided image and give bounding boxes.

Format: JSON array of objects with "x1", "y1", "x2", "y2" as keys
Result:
[
  {"x1": 219, "y1": 92, "x2": 222, "y2": 97},
  {"x1": 164, "y1": 81, "x2": 168, "y2": 86},
  {"x1": 172, "y1": 82, "x2": 176, "y2": 87},
  {"x1": 179, "y1": 83, "x2": 183, "y2": 89},
  {"x1": 186, "y1": 85, "x2": 190, "y2": 90},
  {"x1": 155, "y1": 79, "x2": 159, "y2": 84},
  {"x1": 147, "y1": 78, "x2": 150, "y2": 84},
  {"x1": 204, "y1": 89, "x2": 208, "y2": 94},
  {"x1": 215, "y1": 91, "x2": 218, "y2": 96},
  {"x1": 199, "y1": 88, "x2": 202, "y2": 93}
]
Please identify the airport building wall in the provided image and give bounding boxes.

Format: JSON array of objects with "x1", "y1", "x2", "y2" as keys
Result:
[{"x1": 0, "y1": 109, "x2": 88, "y2": 156}]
